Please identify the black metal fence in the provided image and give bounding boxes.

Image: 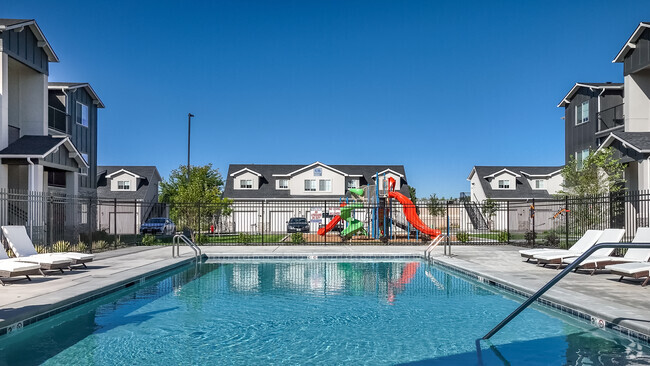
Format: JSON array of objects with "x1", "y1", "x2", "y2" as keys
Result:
[{"x1": 2, "y1": 189, "x2": 650, "y2": 251}]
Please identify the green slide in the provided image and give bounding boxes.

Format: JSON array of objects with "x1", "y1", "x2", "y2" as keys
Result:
[{"x1": 340, "y1": 202, "x2": 367, "y2": 237}]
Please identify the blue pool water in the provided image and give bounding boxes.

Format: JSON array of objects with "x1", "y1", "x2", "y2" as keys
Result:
[{"x1": 1, "y1": 259, "x2": 649, "y2": 365}]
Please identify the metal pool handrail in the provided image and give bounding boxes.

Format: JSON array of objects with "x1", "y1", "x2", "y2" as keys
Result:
[
  {"x1": 172, "y1": 234, "x2": 201, "y2": 259},
  {"x1": 482, "y1": 242, "x2": 650, "y2": 340},
  {"x1": 425, "y1": 234, "x2": 448, "y2": 258}
]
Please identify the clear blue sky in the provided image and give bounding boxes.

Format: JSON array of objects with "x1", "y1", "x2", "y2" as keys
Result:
[{"x1": 3, "y1": 1, "x2": 648, "y2": 197}]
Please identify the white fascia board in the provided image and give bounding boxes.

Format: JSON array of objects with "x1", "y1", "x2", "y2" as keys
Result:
[
  {"x1": 520, "y1": 169, "x2": 563, "y2": 178},
  {"x1": 106, "y1": 168, "x2": 142, "y2": 179},
  {"x1": 286, "y1": 162, "x2": 348, "y2": 177},
  {"x1": 483, "y1": 168, "x2": 521, "y2": 179},
  {"x1": 374, "y1": 169, "x2": 404, "y2": 178},
  {"x1": 3, "y1": 20, "x2": 59, "y2": 62},
  {"x1": 348, "y1": 174, "x2": 364, "y2": 177},
  {"x1": 613, "y1": 23, "x2": 650, "y2": 63},
  {"x1": 230, "y1": 168, "x2": 262, "y2": 177},
  {"x1": 597, "y1": 133, "x2": 650, "y2": 154},
  {"x1": 557, "y1": 83, "x2": 624, "y2": 108},
  {"x1": 467, "y1": 167, "x2": 477, "y2": 181},
  {"x1": 271, "y1": 174, "x2": 290, "y2": 177},
  {"x1": 48, "y1": 83, "x2": 105, "y2": 108}
]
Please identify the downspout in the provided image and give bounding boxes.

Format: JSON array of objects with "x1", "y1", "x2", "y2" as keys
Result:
[{"x1": 27, "y1": 157, "x2": 34, "y2": 238}]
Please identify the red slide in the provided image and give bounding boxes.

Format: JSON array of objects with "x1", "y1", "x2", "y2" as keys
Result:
[
  {"x1": 387, "y1": 191, "x2": 442, "y2": 238},
  {"x1": 317, "y1": 215, "x2": 342, "y2": 236}
]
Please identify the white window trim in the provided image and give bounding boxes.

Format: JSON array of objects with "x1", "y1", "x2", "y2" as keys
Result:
[
  {"x1": 318, "y1": 179, "x2": 332, "y2": 192},
  {"x1": 277, "y1": 179, "x2": 289, "y2": 190},
  {"x1": 304, "y1": 179, "x2": 317, "y2": 192},
  {"x1": 117, "y1": 180, "x2": 131, "y2": 190},
  {"x1": 347, "y1": 178, "x2": 359, "y2": 189},
  {"x1": 532, "y1": 179, "x2": 545, "y2": 190},
  {"x1": 575, "y1": 100, "x2": 589, "y2": 126},
  {"x1": 239, "y1": 179, "x2": 253, "y2": 189},
  {"x1": 497, "y1": 179, "x2": 511, "y2": 189},
  {"x1": 76, "y1": 102, "x2": 89, "y2": 128}
]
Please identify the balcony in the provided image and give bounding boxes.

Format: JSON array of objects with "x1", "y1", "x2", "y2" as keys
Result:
[
  {"x1": 597, "y1": 103, "x2": 624, "y2": 133},
  {"x1": 48, "y1": 106, "x2": 68, "y2": 134}
]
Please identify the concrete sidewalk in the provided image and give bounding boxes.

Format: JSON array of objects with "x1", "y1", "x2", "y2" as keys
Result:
[{"x1": 1, "y1": 244, "x2": 649, "y2": 341}]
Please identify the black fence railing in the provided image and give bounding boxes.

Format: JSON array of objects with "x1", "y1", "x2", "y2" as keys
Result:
[
  {"x1": 3, "y1": 190, "x2": 650, "y2": 251},
  {"x1": 597, "y1": 103, "x2": 624, "y2": 132}
]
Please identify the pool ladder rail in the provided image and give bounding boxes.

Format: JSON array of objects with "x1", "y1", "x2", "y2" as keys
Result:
[
  {"x1": 172, "y1": 234, "x2": 202, "y2": 260},
  {"x1": 424, "y1": 234, "x2": 448, "y2": 258}
]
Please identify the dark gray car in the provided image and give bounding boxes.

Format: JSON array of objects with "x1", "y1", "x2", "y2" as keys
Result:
[{"x1": 287, "y1": 217, "x2": 310, "y2": 233}]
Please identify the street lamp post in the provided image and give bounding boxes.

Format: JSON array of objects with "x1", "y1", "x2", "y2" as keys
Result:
[{"x1": 187, "y1": 113, "x2": 194, "y2": 181}]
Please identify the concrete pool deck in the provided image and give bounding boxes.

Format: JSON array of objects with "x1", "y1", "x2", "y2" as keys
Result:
[{"x1": 1, "y1": 244, "x2": 649, "y2": 341}]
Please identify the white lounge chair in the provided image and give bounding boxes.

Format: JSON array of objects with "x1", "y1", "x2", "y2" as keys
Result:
[
  {"x1": 605, "y1": 262, "x2": 650, "y2": 286},
  {"x1": 563, "y1": 227, "x2": 650, "y2": 275},
  {"x1": 0, "y1": 247, "x2": 42, "y2": 286},
  {"x1": 519, "y1": 230, "x2": 603, "y2": 262},
  {"x1": 1, "y1": 226, "x2": 84, "y2": 273},
  {"x1": 533, "y1": 228, "x2": 625, "y2": 268}
]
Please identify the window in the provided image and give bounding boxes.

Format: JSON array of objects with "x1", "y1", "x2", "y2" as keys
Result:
[
  {"x1": 576, "y1": 101, "x2": 589, "y2": 125},
  {"x1": 576, "y1": 149, "x2": 590, "y2": 170},
  {"x1": 240, "y1": 179, "x2": 253, "y2": 189},
  {"x1": 498, "y1": 180, "x2": 510, "y2": 189},
  {"x1": 534, "y1": 179, "x2": 545, "y2": 189},
  {"x1": 278, "y1": 179, "x2": 289, "y2": 189},
  {"x1": 304, "y1": 179, "x2": 316, "y2": 192},
  {"x1": 117, "y1": 180, "x2": 131, "y2": 190},
  {"x1": 80, "y1": 203, "x2": 88, "y2": 224},
  {"x1": 76, "y1": 102, "x2": 89, "y2": 127},
  {"x1": 80, "y1": 153, "x2": 89, "y2": 176},
  {"x1": 347, "y1": 179, "x2": 359, "y2": 189},
  {"x1": 47, "y1": 171, "x2": 66, "y2": 187},
  {"x1": 319, "y1": 179, "x2": 331, "y2": 192}
]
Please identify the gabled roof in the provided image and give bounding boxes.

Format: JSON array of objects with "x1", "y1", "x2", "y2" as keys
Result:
[
  {"x1": 0, "y1": 135, "x2": 87, "y2": 168},
  {"x1": 613, "y1": 22, "x2": 650, "y2": 63},
  {"x1": 224, "y1": 163, "x2": 409, "y2": 199},
  {"x1": 48, "y1": 82, "x2": 105, "y2": 108},
  {"x1": 97, "y1": 166, "x2": 162, "y2": 200},
  {"x1": 230, "y1": 167, "x2": 262, "y2": 177},
  {"x1": 275, "y1": 161, "x2": 349, "y2": 177},
  {"x1": 468, "y1": 166, "x2": 564, "y2": 200},
  {"x1": 557, "y1": 82, "x2": 623, "y2": 107},
  {"x1": 482, "y1": 168, "x2": 521, "y2": 179},
  {"x1": 0, "y1": 19, "x2": 59, "y2": 62},
  {"x1": 598, "y1": 131, "x2": 650, "y2": 153},
  {"x1": 105, "y1": 168, "x2": 144, "y2": 179},
  {"x1": 373, "y1": 168, "x2": 405, "y2": 178}
]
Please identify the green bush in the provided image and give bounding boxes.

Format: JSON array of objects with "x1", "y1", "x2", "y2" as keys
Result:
[
  {"x1": 141, "y1": 234, "x2": 156, "y2": 246},
  {"x1": 92, "y1": 240, "x2": 110, "y2": 251},
  {"x1": 194, "y1": 234, "x2": 209, "y2": 244},
  {"x1": 497, "y1": 231, "x2": 509, "y2": 242},
  {"x1": 525, "y1": 230, "x2": 537, "y2": 245},
  {"x1": 456, "y1": 232, "x2": 469, "y2": 243},
  {"x1": 52, "y1": 240, "x2": 71, "y2": 253},
  {"x1": 238, "y1": 233, "x2": 252, "y2": 244},
  {"x1": 545, "y1": 231, "x2": 561, "y2": 247},
  {"x1": 34, "y1": 245, "x2": 49, "y2": 254},
  {"x1": 80, "y1": 230, "x2": 112, "y2": 244},
  {"x1": 74, "y1": 242, "x2": 88, "y2": 253},
  {"x1": 291, "y1": 232, "x2": 306, "y2": 244}
]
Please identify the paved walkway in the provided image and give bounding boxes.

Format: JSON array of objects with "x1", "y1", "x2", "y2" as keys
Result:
[{"x1": 1, "y1": 244, "x2": 649, "y2": 340}]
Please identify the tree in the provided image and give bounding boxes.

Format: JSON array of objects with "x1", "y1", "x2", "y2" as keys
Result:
[
  {"x1": 559, "y1": 147, "x2": 625, "y2": 197},
  {"x1": 481, "y1": 198, "x2": 498, "y2": 230},
  {"x1": 160, "y1": 164, "x2": 232, "y2": 241},
  {"x1": 408, "y1": 186, "x2": 420, "y2": 214},
  {"x1": 427, "y1": 193, "x2": 446, "y2": 217}
]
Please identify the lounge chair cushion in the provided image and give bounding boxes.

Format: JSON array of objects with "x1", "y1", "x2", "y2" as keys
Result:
[
  {"x1": 0, "y1": 260, "x2": 40, "y2": 272},
  {"x1": 605, "y1": 262, "x2": 650, "y2": 274},
  {"x1": 519, "y1": 230, "x2": 602, "y2": 257},
  {"x1": 534, "y1": 229, "x2": 625, "y2": 262}
]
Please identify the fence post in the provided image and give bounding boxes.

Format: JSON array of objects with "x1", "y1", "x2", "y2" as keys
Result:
[
  {"x1": 446, "y1": 200, "x2": 450, "y2": 256},
  {"x1": 506, "y1": 200, "x2": 510, "y2": 244},
  {"x1": 134, "y1": 199, "x2": 138, "y2": 238},
  {"x1": 261, "y1": 200, "x2": 265, "y2": 245},
  {"x1": 565, "y1": 195, "x2": 569, "y2": 248},
  {"x1": 113, "y1": 198, "x2": 117, "y2": 249},
  {"x1": 198, "y1": 202, "x2": 201, "y2": 242},
  {"x1": 324, "y1": 200, "x2": 327, "y2": 245},
  {"x1": 532, "y1": 198, "x2": 536, "y2": 246},
  {"x1": 88, "y1": 197, "x2": 93, "y2": 254}
]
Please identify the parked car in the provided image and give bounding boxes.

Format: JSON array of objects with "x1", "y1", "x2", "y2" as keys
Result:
[
  {"x1": 287, "y1": 217, "x2": 310, "y2": 233},
  {"x1": 140, "y1": 218, "x2": 176, "y2": 235}
]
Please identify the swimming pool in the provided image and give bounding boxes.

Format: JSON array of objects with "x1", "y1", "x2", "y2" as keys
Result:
[{"x1": 1, "y1": 259, "x2": 649, "y2": 365}]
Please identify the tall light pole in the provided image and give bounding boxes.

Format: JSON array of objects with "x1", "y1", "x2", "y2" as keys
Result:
[{"x1": 187, "y1": 113, "x2": 194, "y2": 181}]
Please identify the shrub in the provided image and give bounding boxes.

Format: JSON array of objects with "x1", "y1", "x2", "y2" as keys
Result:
[
  {"x1": 80, "y1": 230, "x2": 112, "y2": 244},
  {"x1": 34, "y1": 245, "x2": 49, "y2": 254},
  {"x1": 194, "y1": 234, "x2": 209, "y2": 244},
  {"x1": 141, "y1": 234, "x2": 156, "y2": 246},
  {"x1": 291, "y1": 232, "x2": 306, "y2": 244},
  {"x1": 52, "y1": 241, "x2": 71, "y2": 253},
  {"x1": 545, "y1": 231, "x2": 561, "y2": 248},
  {"x1": 456, "y1": 232, "x2": 469, "y2": 243},
  {"x1": 5, "y1": 247, "x2": 15, "y2": 257},
  {"x1": 497, "y1": 231, "x2": 509, "y2": 243},
  {"x1": 525, "y1": 230, "x2": 537, "y2": 245},
  {"x1": 92, "y1": 240, "x2": 110, "y2": 251},
  {"x1": 74, "y1": 242, "x2": 88, "y2": 253},
  {"x1": 238, "y1": 233, "x2": 253, "y2": 244}
]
